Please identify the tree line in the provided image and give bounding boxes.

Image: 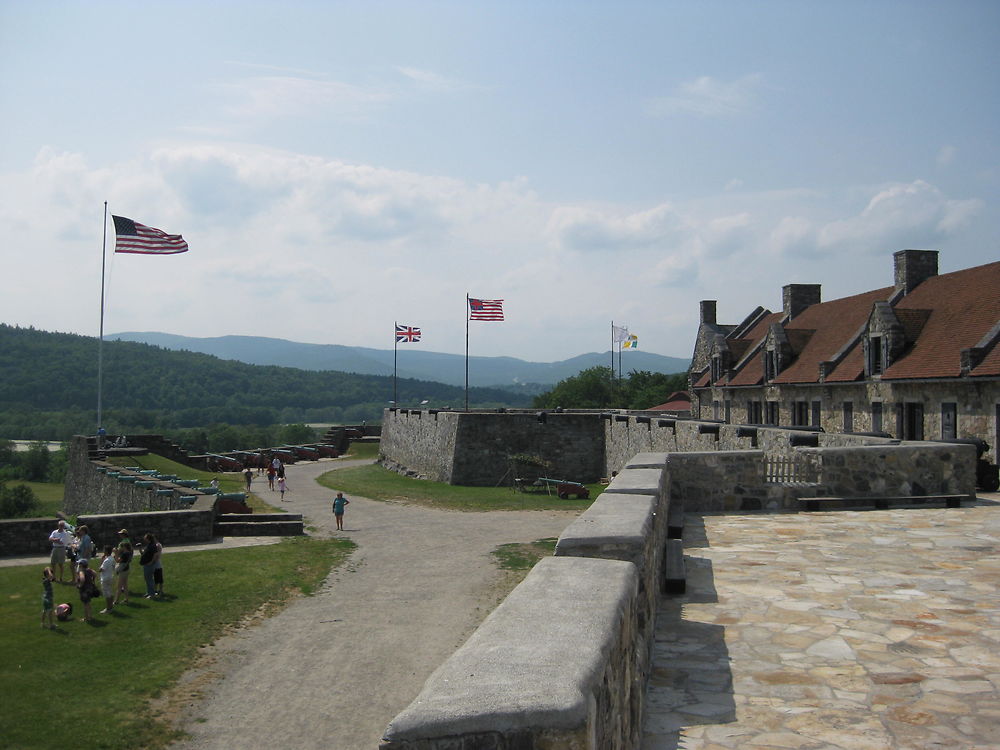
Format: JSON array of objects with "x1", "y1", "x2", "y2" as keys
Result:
[
  {"x1": 0, "y1": 324, "x2": 531, "y2": 440},
  {"x1": 533, "y1": 366, "x2": 688, "y2": 410}
]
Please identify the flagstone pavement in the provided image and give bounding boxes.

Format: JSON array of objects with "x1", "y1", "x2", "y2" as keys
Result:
[{"x1": 642, "y1": 496, "x2": 1000, "y2": 750}]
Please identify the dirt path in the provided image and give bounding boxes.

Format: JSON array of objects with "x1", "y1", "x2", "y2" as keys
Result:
[{"x1": 168, "y1": 459, "x2": 579, "y2": 750}]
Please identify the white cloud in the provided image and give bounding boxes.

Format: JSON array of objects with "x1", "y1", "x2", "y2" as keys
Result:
[
  {"x1": 647, "y1": 74, "x2": 764, "y2": 118},
  {"x1": 549, "y1": 203, "x2": 689, "y2": 252},
  {"x1": 395, "y1": 66, "x2": 474, "y2": 92},
  {"x1": 218, "y1": 75, "x2": 389, "y2": 118},
  {"x1": 816, "y1": 180, "x2": 982, "y2": 252},
  {"x1": 0, "y1": 147, "x2": 991, "y2": 362}
]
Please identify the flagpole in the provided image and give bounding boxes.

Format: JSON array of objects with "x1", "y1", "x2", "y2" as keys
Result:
[
  {"x1": 97, "y1": 202, "x2": 108, "y2": 434},
  {"x1": 465, "y1": 294, "x2": 470, "y2": 412},
  {"x1": 610, "y1": 321, "x2": 614, "y2": 376},
  {"x1": 393, "y1": 321, "x2": 398, "y2": 406}
]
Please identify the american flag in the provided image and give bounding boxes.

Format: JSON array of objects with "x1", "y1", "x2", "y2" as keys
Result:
[
  {"x1": 112, "y1": 215, "x2": 189, "y2": 255},
  {"x1": 395, "y1": 324, "x2": 421, "y2": 343},
  {"x1": 469, "y1": 298, "x2": 504, "y2": 321}
]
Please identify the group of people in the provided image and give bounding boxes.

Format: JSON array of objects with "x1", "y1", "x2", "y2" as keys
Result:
[
  {"x1": 43, "y1": 521, "x2": 164, "y2": 627},
  {"x1": 245, "y1": 456, "x2": 289, "y2": 500}
]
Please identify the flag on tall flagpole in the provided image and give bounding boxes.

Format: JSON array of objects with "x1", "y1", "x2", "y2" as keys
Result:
[
  {"x1": 468, "y1": 298, "x2": 504, "y2": 321},
  {"x1": 612, "y1": 324, "x2": 629, "y2": 343},
  {"x1": 623, "y1": 334, "x2": 639, "y2": 349},
  {"x1": 112, "y1": 215, "x2": 189, "y2": 254},
  {"x1": 395, "y1": 324, "x2": 421, "y2": 343}
]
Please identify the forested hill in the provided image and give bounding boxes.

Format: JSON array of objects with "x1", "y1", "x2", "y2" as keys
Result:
[{"x1": 0, "y1": 324, "x2": 531, "y2": 435}]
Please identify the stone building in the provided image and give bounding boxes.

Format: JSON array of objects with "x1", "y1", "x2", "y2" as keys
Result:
[{"x1": 689, "y1": 250, "x2": 1000, "y2": 462}]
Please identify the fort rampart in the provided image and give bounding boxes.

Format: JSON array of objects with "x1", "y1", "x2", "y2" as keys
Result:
[{"x1": 379, "y1": 411, "x2": 977, "y2": 748}]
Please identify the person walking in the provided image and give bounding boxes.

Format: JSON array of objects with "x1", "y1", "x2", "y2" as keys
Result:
[
  {"x1": 277, "y1": 476, "x2": 288, "y2": 501},
  {"x1": 332, "y1": 492, "x2": 349, "y2": 531},
  {"x1": 243, "y1": 468, "x2": 253, "y2": 492}
]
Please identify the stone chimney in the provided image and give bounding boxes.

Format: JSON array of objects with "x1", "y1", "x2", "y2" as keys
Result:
[
  {"x1": 700, "y1": 300, "x2": 717, "y2": 325},
  {"x1": 782, "y1": 284, "x2": 821, "y2": 320},
  {"x1": 894, "y1": 249, "x2": 939, "y2": 294}
]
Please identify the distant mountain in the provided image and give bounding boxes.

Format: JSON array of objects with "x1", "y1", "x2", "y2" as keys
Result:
[{"x1": 109, "y1": 332, "x2": 691, "y2": 388}]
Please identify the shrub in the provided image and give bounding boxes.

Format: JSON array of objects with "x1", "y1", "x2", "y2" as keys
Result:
[{"x1": 0, "y1": 482, "x2": 40, "y2": 518}]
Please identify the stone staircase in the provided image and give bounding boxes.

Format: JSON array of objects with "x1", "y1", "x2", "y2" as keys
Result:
[{"x1": 213, "y1": 513, "x2": 305, "y2": 537}]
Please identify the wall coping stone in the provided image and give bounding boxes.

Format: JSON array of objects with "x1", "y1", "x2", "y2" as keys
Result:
[
  {"x1": 382, "y1": 556, "x2": 637, "y2": 744},
  {"x1": 555, "y1": 493, "x2": 657, "y2": 564},
  {"x1": 624, "y1": 453, "x2": 669, "y2": 469},
  {"x1": 605, "y1": 468, "x2": 662, "y2": 495}
]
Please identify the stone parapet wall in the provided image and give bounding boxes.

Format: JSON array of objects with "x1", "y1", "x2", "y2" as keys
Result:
[
  {"x1": 803, "y1": 442, "x2": 976, "y2": 498},
  {"x1": 381, "y1": 557, "x2": 641, "y2": 750},
  {"x1": 604, "y1": 415, "x2": 899, "y2": 477},
  {"x1": 666, "y1": 450, "x2": 769, "y2": 513},
  {"x1": 382, "y1": 463, "x2": 669, "y2": 749}
]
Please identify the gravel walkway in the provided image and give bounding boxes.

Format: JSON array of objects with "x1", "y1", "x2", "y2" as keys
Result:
[{"x1": 168, "y1": 458, "x2": 579, "y2": 750}]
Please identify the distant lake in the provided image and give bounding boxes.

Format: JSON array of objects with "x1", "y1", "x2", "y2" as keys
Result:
[{"x1": 9, "y1": 440, "x2": 63, "y2": 452}]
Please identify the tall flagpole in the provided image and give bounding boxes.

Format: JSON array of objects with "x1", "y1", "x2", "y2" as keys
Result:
[
  {"x1": 97, "y1": 202, "x2": 108, "y2": 433},
  {"x1": 610, "y1": 321, "x2": 614, "y2": 375},
  {"x1": 465, "y1": 294, "x2": 470, "y2": 412},
  {"x1": 393, "y1": 321, "x2": 398, "y2": 406}
]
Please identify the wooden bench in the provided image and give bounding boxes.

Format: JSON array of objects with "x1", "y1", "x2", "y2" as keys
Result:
[{"x1": 800, "y1": 494, "x2": 967, "y2": 511}]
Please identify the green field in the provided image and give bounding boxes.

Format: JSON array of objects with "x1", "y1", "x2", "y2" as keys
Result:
[
  {"x1": 0, "y1": 536, "x2": 354, "y2": 750},
  {"x1": 317, "y1": 463, "x2": 600, "y2": 512}
]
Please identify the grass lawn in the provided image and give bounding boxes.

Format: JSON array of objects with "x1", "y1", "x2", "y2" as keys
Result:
[
  {"x1": 317, "y1": 463, "x2": 600, "y2": 512},
  {"x1": 342, "y1": 440, "x2": 380, "y2": 460},
  {"x1": 107, "y1": 454, "x2": 282, "y2": 513},
  {"x1": 0, "y1": 536, "x2": 354, "y2": 750},
  {"x1": 492, "y1": 538, "x2": 558, "y2": 570}
]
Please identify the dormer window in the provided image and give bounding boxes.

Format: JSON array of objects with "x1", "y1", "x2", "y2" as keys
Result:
[
  {"x1": 764, "y1": 349, "x2": 778, "y2": 381},
  {"x1": 869, "y1": 335, "x2": 883, "y2": 375},
  {"x1": 711, "y1": 356, "x2": 722, "y2": 383}
]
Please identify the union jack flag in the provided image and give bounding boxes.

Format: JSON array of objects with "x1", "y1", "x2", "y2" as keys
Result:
[{"x1": 395, "y1": 324, "x2": 421, "y2": 343}]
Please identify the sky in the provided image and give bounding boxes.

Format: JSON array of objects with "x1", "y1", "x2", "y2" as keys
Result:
[{"x1": 1, "y1": 0, "x2": 997, "y2": 362}]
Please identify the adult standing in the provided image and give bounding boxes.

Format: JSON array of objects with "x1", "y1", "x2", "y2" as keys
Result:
[
  {"x1": 76, "y1": 560, "x2": 98, "y2": 622},
  {"x1": 243, "y1": 467, "x2": 253, "y2": 492},
  {"x1": 114, "y1": 533, "x2": 133, "y2": 606},
  {"x1": 98, "y1": 544, "x2": 116, "y2": 614},
  {"x1": 139, "y1": 533, "x2": 162, "y2": 599},
  {"x1": 74, "y1": 525, "x2": 95, "y2": 570},
  {"x1": 47, "y1": 520, "x2": 74, "y2": 582},
  {"x1": 332, "y1": 491, "x2": 350, "y2": 531}
]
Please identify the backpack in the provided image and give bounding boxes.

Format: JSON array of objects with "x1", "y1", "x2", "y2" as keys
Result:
[{"x1": 56, "y1": 602, "x2": 73, "y2": 621}]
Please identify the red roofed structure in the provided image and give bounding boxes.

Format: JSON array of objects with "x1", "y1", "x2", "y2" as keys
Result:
[{"x1": 689, "y1": 250, "x2": 1000, "y2": 463}]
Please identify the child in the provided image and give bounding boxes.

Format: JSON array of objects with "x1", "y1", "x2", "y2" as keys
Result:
[
  {"x1": 98, "y1": 544, "x2": 115, "y2": 614},
  {"x1": 332, "y1": 492, "x2": 349, "y2": 531},
  {"x1": 41, "y1": 567, "x2": 55, "y2": 629},
  {"x1": 277, "y1": 476, "x2": 288, "y2": 501}
]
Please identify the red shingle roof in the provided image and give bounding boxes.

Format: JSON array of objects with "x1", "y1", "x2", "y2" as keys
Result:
[
  {"x1": 883, "y1": 261, "x2": 1000, "y2": 379},
  {"x1": 773, "y1": 287, "x2": 893, "y2": 384}
]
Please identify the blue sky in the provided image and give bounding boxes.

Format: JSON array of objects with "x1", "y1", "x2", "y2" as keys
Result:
[{"x1": 1, "y1": 0, "x2": 997, "y2": 361}]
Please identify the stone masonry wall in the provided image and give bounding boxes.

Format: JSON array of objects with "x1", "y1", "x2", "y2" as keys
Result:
[{"x1": 380, "y1": 409, "x2": 606, "y2": 486}]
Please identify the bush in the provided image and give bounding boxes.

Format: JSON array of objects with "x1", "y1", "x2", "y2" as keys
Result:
[{"x1": 0, "y1": 482, "x2": 40, "y2": 518}]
